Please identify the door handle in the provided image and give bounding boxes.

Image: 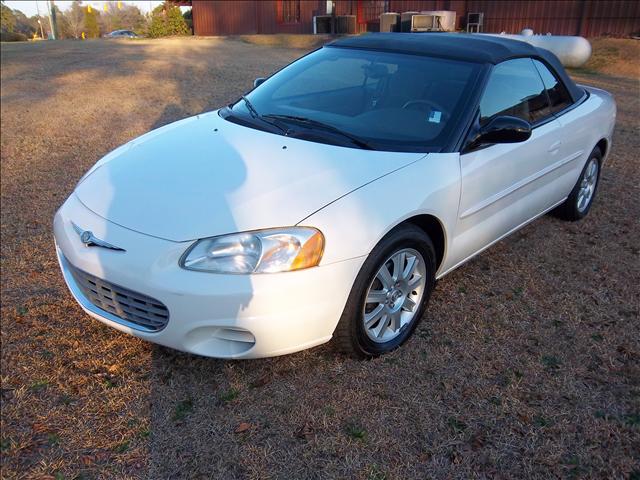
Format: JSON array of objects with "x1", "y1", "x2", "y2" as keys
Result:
[{"x1": 548, "y1": 141, "x2": 562, "y2": 153}]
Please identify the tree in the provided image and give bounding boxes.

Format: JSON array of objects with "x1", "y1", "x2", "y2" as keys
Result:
[
  {"x1": 12, "y1": 9, "x2": 36, "y2": 38},
  {"x1": 64, "y1": 1, "x2": 85, "y2": 39},
  {"x1": 167, "y1": 5, "x2": 189, "y2": 35},
  {"x1": 83, "y1": 6, "x2": 100, "y2": 38},
  {"x1": 119, "y1": 4, "x2": 144, "y2": 32},
  {"x1": 182, "y1": 8, "x2": 192, "y2": 33},
  {"x1": 1, "y1": 1, "x2": 16, "y2": 33},
  {"x1": 99, "y1": 2, "x2": 144, "y2": 34},
  {"x1": 30, "y1": 14, "x2": 49, "y2": 39},
  {"x1": 147, "y1": 2, "x2": 190, "y2": 38}
]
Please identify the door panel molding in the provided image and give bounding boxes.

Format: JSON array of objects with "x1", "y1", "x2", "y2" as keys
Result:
[{"x1": 459, "y1": 149, "x2": 583, "y2": 219}]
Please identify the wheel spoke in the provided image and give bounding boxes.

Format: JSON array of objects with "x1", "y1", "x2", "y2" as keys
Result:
[
  {"x1": 402, "y1": 296, "x2": 416, "y2": 312},
  {"x1": 390, "y1": 310, "x2": 402, "y2": 331},
  {"x1": 402, "y1": 255, "x2": 417, "y2": 281},
  {"x1": 392, "y1": 252, "x2": 405, "y2": 282},
  {"x1": 366, "y1": 290, "x2": 387, "y2": 304},
  {"x1": 364, "y1": 304, "x2": 385, "y2": 327},
  {"x1": 408, "y1": 274, "x2": 422, "y2": 290},
  {"x1": 377, "y1": 264, "x2": 393, "y2": 289},
  {"x1": 376, "y1": 314, "x2": 391, "y2": 338}
]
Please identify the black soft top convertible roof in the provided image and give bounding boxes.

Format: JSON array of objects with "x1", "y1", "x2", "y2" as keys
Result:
[{"x1": 329, "y1": 33, "x2": 584, "y2": 103}]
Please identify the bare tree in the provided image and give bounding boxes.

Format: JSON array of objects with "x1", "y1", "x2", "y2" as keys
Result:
[{"x1": 64, "y1": 0, "x2": 84, "y2": 39}]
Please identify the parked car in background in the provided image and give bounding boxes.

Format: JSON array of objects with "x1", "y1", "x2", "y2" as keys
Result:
[
  {"x1": 104, "y1": 30, "x2": 138, "y2": 39},
  {"x1": 54, "y1": 33, "x2": 615, "y2": 359}
]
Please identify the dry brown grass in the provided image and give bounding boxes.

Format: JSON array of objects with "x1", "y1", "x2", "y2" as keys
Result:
[
  {"x1": 236, "y1": 33, "x2": 333, "y2": 50},
  {"x1": 570, "y1": 37, "x2": 640, "y2": 78},
  {"x1": 1, "y1": 37, "x2": 639, "y2": 479}
]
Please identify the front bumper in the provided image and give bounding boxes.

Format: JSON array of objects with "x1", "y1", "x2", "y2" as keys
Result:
[{"x1": 54, "y1": 195, "x2": 364, "y2": 358}]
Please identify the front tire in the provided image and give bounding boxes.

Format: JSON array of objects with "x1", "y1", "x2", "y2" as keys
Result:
[
  {"x1": 553, "y1": 147, "x2": 602, "y2": 221},
  {"x1": 333, "y1": 224, "x2": 436, "y2": 358}
]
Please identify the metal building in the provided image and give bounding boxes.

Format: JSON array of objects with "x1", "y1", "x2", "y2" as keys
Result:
[{"x1": 188, "y1": 0, "x2": 640, "y2": 37}]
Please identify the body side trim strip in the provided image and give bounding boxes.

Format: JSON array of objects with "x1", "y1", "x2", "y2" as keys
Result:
[{"x1": 459, "y1": 150, "x2": 583, "y2": 219}]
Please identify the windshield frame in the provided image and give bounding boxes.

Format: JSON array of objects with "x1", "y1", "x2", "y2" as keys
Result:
[{"x1": 221, "y1": 45, "x2": 486, "y2": 153}]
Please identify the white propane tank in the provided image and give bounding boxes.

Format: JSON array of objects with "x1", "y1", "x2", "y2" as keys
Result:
[{"x1": 480, "y1": 29, "x2": 592, "y2": 68}]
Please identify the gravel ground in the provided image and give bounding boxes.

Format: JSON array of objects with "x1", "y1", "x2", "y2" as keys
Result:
[{"x1": 1, "y1": 37, "x2": 639, "y2": 480}]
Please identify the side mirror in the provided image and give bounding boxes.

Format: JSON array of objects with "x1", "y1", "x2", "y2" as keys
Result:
[
  {"x1": 468, "y1": 116, "x2": 532, "y2": 150},
  {"x1": 253, "y1": 77, "x2": 267, "y2": 88}
]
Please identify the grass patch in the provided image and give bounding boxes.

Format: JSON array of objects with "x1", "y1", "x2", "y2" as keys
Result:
[
  {"x1": 568, "y1": 38, "x2": 640, "y2": 78},
  {"x1": 345, "y1": 422, "x2": 367, "y2": 440},
  {"x1": 541, "y1": 355, "x2": 562, "y2": 370},
  {"x1": 447, "y1": 417, "x2": 468, "y2": 433},
  {"x1": 30, "y1": 380, "x2": 49, "y2": 391},
  {"x1": 1, "y1": 438, "x2": 11, "y2": 451},
  {"x1": 218, "y1": 388, "x2": 239, "y2": 403},
  {"x1": 533, "y1": 415, "x2": 551, "y2": 428},
  {"x1": 366, "y1": 464, "x2": 386, "y2": 480},
  {"x1": 172, "y1": 398, "x2": 194, "y2": 421},
  {"x1": 103, "y1": 378, "x2": 117, "y2": 389},
  {"x1": 114, "y1": 440, "x2": 130, "y2": 453},
  {"x1": 622, "y1": 413, "x2": 639, "y2": 427},
  {"x1": 236, "y1": 34, "x2": 332, "y2": 50},
  {"x1": 323, "y1": 406, "x2": 336, "y2": 416}
]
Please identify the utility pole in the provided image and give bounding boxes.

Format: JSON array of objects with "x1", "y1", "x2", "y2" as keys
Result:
[
  {"x1": 35, "y1": 1, "x2": 46, "y2": 39},
  {"x1": 48, "y1": 0, "x2": 57, "y2": 40}
]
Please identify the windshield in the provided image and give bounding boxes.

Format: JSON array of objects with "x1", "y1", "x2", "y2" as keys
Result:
[{"x1": 223, "y1": 46, "x2": 481, "y2": 152}]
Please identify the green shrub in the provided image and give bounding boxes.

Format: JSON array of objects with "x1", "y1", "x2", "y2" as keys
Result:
[
  {"x1": 0, "y1": 31, "x2": 27, "y2": 42},
  {"x1": 147, "y1": 3, "x2": 190, "y2": 38}
]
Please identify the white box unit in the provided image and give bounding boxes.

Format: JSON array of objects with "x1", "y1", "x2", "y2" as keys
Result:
[{"x1": 411, "y1": 10, "x2": 456, "y2": 32}]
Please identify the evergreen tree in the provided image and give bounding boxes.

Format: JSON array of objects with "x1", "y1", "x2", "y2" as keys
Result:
[
  {"x1": 147, "y1": 2, "x2": 190, "y2": 38},
  {"x1": 83, "y1": 6, "x2": 100, "y2": 38},
  {"x1": 1, "y1": 1, "x2": 16, "y2": 33},
  {"x1": 166, "y1": 4, "x2": 189, "y2": 36}
]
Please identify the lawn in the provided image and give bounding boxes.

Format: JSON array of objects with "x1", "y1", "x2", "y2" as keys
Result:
[{"x1": 1, "y1": 37, "x2": 639, "y2": 479}]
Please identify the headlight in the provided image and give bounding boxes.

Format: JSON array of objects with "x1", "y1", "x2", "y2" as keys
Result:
[{"x1": 180, "y1": 227, "x2": 324, "y2": 274}]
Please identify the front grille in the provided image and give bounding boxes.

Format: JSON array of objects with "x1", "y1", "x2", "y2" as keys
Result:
[{"x1": 68, "y1": 264, "x2": 169, "y2": 332}]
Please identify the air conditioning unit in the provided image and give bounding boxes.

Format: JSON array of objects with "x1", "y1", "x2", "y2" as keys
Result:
[
  {"x1": 400, "y1": 11, "x2": 419, "y2": 32},
  {"x1": 336, "y1": 15, "x2": 356, "y2": 34},
  {"x1": 411, "y1": 14, "x2": 440, "y2": 32},
  {"x1": 380, "y1": 12, "x2": 400, "y2": 32},
  {"x1": 413, "y1": 11, "x2": 456, "y2": 32},
  {"x1": 313, "y1": 15, "x2": 332, "y2": 34}
]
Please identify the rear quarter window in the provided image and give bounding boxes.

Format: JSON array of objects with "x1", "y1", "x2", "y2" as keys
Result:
[{"x1": 533, "y1": 59, "x2": 574, "y2": 114}]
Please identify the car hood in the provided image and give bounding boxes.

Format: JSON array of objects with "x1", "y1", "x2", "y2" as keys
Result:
[{"x1": 75, "y1": 111, "x2": 425, "y2": 242}]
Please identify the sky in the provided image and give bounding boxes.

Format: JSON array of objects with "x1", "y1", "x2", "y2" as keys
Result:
[{"x1": 4, "y1": 1, "x2": 166, "y2": 17}]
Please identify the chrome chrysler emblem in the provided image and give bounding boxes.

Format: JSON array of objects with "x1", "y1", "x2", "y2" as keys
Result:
[{"x1": 72, "y1": 222, "x2": 125, "y2": 251}]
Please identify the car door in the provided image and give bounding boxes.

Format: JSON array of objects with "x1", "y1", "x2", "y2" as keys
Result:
[
  {"x1": 450, "y1": 58, "x2": 566, "y2": 267},
  {"x1": 532, "y1": 59, "x2": 590, "y2": 197}
]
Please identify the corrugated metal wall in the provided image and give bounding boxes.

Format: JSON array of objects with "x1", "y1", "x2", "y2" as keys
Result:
[
  {"x1": 192, "y1": 0, "x2": 640, "y2": 37},
  {"x1": 193, "y1": 0, "x2": 325, "y2": 35},
  {"x1": 389, "y1": 0, "x2": 640, "y2": 35}
]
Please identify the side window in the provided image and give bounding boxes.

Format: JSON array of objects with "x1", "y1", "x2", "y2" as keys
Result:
[
  {"x1": 479, "y1": 58, "x2": 551, "y2": 125},
  {"x1": 533, "y1": 59, "x2": 573, "y2": 114}
]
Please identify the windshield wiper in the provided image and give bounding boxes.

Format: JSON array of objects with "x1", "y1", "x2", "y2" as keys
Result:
[
  {"x1": 237, "y1": 96, "x2": 288, "y2": 135},
  {"x1": 263, "y1": 114, "x2": 375, "y2": 150},
  {"x1": 240, "y1": 95, "x2": 260, "y2": 119}
]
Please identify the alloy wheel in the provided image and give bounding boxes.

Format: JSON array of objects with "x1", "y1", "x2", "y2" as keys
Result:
[{"x1": 362, "y1": 248, "x2": 426, "y2": 343}]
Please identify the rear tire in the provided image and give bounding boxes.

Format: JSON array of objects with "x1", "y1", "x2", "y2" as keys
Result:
[
  {"x1": 333, "y1": 224, "x2": 436, "y2": 358},
  {"x1": 553, "y1": 147, "x2": 602, "y2": 221}
]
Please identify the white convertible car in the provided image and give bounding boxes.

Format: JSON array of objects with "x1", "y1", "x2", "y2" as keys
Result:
[{"x1": 54, "y1": 34, "x2": 616, "y2": 359}]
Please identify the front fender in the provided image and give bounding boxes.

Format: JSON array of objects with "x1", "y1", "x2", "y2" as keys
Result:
[{"x1": 300, "y1": 153, "x2": 461, "y2": 277}]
